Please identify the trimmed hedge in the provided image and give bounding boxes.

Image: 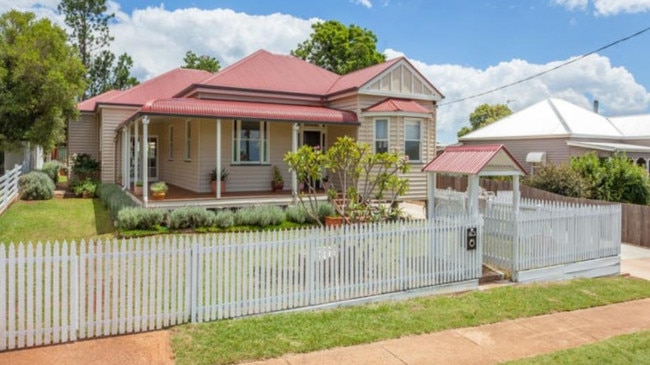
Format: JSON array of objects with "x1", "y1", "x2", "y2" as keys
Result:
[
  {"x1": 214, "y1": 210, "x2": 235, "y2": 228},
  {"x1": 235, "y1": 205, "x2": 285, "y2": 227},
  {"x1": 117, "y1": 207, "x2": 165, "y2": 230},
  {"x1": 41, "y1": 161, "x2": 63, "y2": 184},
  {"x1": 19, "y1": 171, "x2": 55, "y2": 200},
  {"x1": 169, "y1": 207, "x2": 215, "y2": 229},
  {"x1": 97, "y1": 183, "x2": 137, "y2": 221}
]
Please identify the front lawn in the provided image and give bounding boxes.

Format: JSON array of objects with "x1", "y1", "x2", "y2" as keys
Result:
[
  {"x1": 504, "y1": 330, "x2": 650, "y2": 365},
  {"x1": 171, "y1": 276, "x2": 650, "y2": 365},
  {"x1": 0, "y1": 198, "x2": 115, "y2": 244}
]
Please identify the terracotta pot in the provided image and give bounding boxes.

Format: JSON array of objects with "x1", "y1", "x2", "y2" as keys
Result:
[
  {"x1": 152, "y1": 191, "x2": 166, "y2": 200},
  {"x1": 325, "y1": 216, "x2": 343, "y2": 227},
  {"x1": 210, "y1": 181, "x2": 227, "y2": 194},
  {"x1": 271, "y1": 182, "x2": 284, "y2": 192}
]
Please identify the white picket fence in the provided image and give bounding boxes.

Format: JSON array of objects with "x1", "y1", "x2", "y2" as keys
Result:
[
  {"x1": 1, "y1": 217, "x2": 482, "y2": 351},
  {"x1": 0, "y1": 164, "x2": 21, "y2": 215},
  {"x1": 483, "y1": 199, "x2": 621, "y2": 278}
]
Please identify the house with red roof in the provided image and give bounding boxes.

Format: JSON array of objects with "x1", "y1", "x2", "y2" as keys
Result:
[{"x1": 69, "y1": 50, "x2": 443, "y2": 207}]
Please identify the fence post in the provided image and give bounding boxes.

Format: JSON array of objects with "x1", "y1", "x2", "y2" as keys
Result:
[
  {"x1": 190, "y1": 237, "x2": 200, "y2": 323},
  {"x1": 511, "y1": 210, "x2": 519, "y2": 279}
]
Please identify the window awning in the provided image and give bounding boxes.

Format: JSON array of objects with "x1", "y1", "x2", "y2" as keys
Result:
[{"x1": 526, "y1": 152, "x2": 546, "y2": 163}]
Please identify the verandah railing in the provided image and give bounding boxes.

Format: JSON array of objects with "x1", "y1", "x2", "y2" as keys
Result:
[{"x1": 1, "y1": 217, "x2": 482, "y2": 351}]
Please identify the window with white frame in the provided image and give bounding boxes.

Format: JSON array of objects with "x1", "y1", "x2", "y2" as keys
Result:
[
  {"x1": 404, "y1": 120, "x2": 421, "y2": 162},
  {"x1": 168, "y1": 125, "x2": 174, "y2": 160},
  {"x1": 374, "y1": 119, "x2": 389, "y2": 153},
  {"x1": 184, "y1": 121, "x2": 191, "y2": 160},
  {"x1": 233, "y1": 120, "x2": 269, "y2": 164}
]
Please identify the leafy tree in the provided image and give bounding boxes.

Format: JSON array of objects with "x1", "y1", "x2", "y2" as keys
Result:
[
  {"x1": 87, "y1": 51, "x2": 138, "y2": 95},
  {"x1": 523, "y1": 163, "x2": 590, "y2": 198},
  {"x1": 458, "y1": 103, "x2": 512, "y2": 138},
  {"x1": 291, "y1": 20, "x2": 386, "y2": 75},
  {"x1": 182, "y1": 50, "x2": 220, "y2": 73},
  {"x1": 284, "y1": 136, "x2": 409, "y2": 225},
  {"x1": 0, "y1": 10, "x2": 85, "y2": 151},
  {"x1": 570, "y1": 152, "x2": 650, "y2": 205},
  {"x1": 58, "y1": 0, "x2": 138, "y2": 98}
]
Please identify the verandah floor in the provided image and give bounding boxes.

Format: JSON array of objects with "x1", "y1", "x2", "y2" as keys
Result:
[{"x1": 128, "y1": 183, "x2": 327, "y2": 209}]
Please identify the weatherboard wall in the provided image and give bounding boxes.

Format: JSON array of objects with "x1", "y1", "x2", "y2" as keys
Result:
[{"x1": 68, "y1": 113, "x2": 99, "y2": 165}]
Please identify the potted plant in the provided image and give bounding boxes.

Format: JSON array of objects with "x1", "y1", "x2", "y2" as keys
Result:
[
  {"x1": 271, "y1": 165, "x2": 284, "y2": 192},
  {"x1": 210, "y1": 167, "x2": 229, "y2": 193},
  {"x1": 134, "y1": 180, "x2": 143, "y2": 195},
  {"x1": 150, "y1": 181, "x2": 168, "y2": 200}
]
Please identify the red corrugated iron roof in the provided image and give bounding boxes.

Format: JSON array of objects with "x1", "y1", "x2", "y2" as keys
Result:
[
  {"x1": 421, "y1": 144, "x2": 527, "y2": 175},
  {"x1": 105, "y1": 68, "x2": 213, "y2": 106},
  {"x1": 77, "y1": 90, "x2": 123, "y2": 112},
  {"x1": 364, "y1": 98, "x2": 430, "y2": 113},
  {"x1": 137, "y1": 98, "x2": 359, "y2": 124},
  {"x1": 199, "y1": 50, "x2": 340, "y2": 95}
]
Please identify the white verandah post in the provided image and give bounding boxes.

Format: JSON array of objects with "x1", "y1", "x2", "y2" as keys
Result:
[
  {"x1": 291, "y1": 123, "x2": 299, "y2": 198},
  {"x1": 125, "y1": 126, "x2": 131, "y2": 189},
  {"x1": 142, "y1": 116, "x2": 150, "y2": 205},
  {"x1": 134, "y1": 120, "x2": 139, "y2": 190},
  {"x1": 216, "y1": 118, "x2": 221, "y2": 199},
  {"x1": 121, "y1": 128, "x2": 127, "y2": 189}
]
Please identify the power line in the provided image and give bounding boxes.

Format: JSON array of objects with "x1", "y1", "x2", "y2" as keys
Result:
[{"x1": 438, "y1": 25, "x2": 650, "y2": 107}]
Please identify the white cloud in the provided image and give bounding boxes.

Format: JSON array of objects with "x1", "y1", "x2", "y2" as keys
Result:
[
  {"x1": 552, "y1": 0, "x2": 588, "y2": 11},
  {"x1": 386, "y1": 49, "x2": 650, "y2": 143},
  {"x1": 351, "y1": 0, "x2": 373, "y2": 8},
  {"x1": 593, "y1": 0, "x2": 650, "y2": 15},
  {"x1": 108, "y1": 4, "x2": 319, "y2": 79},
  {"x1": 553, "y1": 0, "x2": 650, "y2": 15}
]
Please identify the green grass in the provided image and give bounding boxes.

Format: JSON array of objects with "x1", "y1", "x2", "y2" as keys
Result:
[
  {"x1": 170, "y1": 276, "x2": 650, "y2": 365},
  {"x1": 503, "y1": 330, "x2": 650, "y2": 365},
  {"x1": 0, "y1": 198, "x2": 115, "y2": 244}
]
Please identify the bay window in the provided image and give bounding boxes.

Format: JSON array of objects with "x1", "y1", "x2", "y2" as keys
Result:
[
  {"x1": 404, "y1": 120, "x2": 421, "y2": 162},
  {"x1": 374, "y1": 119, "x2": 389, "y2": 153}
]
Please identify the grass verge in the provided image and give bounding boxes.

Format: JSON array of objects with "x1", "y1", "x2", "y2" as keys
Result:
[
  {"x1": 503, "y1": 329, "x2": 650, "y2": 364},
  {"x1": 171, "y1": 276, "x2": 650, "y2": 365},
  {"x1": 0, "y1": 198, "x2": 115, "y2": 244}
]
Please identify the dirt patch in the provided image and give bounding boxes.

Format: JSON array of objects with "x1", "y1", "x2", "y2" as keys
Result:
[{"x1": 0, "y1": 330, "x2": 174, "y2": 365}]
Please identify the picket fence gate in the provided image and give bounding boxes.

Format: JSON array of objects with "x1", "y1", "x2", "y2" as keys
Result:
[
  {"x1": 1, "y1": 217, "x2": 482, "y2": 351},
  {"x1": 0, "y1": 164, "x2": 21, "y2": 216},
  {"x1": 482, "y1": 198, "x2": 621, "y2": 279}
]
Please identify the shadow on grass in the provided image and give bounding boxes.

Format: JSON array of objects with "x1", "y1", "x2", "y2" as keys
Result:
[{"x1": 92, "y1": 198, "x2": 116, "y2": 236}]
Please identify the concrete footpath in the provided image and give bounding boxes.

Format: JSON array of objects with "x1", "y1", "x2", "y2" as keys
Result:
[
  {"x1": 243, "y1": 298, "x2": 650, "y2": 365},
  {"x1": 1, "y1": 244, "x2": 649, "y2": 365}
]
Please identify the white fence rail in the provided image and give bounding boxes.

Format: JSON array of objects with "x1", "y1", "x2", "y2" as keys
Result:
[
  {"x1": 0, "y1": 164, "x2": 21, "y2": 215},
  {"x1": 1, "y1": 218, "x2": 482, "y2": 351},
  {"x1": 483, "y1": 199, "x2": 621, "y2": 277}
]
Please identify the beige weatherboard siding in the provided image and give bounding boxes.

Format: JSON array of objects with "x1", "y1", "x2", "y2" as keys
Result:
[
  {"x1": 68, "y1": 113, "x2": 99, "y2": 163},
  {"x1": 100, "y1": 106, "x2": 138, "y2": 183}
]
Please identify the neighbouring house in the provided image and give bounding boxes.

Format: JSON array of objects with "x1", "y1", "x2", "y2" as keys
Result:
[
  {"x1": 68, "y1": 49, "x2": 444, "y2": 207},
  {"x1": 458, "y1": 98, "x2": 650, "y2": 174}
]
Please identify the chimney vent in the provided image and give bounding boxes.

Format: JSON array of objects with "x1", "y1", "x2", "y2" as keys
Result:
[{"x1": 593, "y1": 100, "x2": 599, "y2": 114}]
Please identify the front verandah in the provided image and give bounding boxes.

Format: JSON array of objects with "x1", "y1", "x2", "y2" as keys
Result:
[
  {"x1": 127, "y1": 182, "x2": 328, "y2": 209},
  {"x1": 117, "y1": 115, "x2": 356, "y2": 207}
]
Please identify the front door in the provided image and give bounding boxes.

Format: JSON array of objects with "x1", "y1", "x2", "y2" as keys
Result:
[
  {"x1": 131, "y1": 136, "x2": 158, "y2": 181},
  {"x1": 303, "y1": 130, "x2": 323, "y2": 149}
]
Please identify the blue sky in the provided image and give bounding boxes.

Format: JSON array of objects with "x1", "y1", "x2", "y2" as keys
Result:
[{"x1": 5, "y1": 0, "x2": 650, "y2": 142}]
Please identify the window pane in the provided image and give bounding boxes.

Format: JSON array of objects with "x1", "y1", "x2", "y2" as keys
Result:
[
  {"x1": 405, "y1": 122, "x2": 420, "y2": 140},
  {"x1": 405, "y1": 141, "x2": 420, "y2": 161},
  {"x1": 240, "y1": 140, "x2": 260, "y2": 162},
  {"x1": 376, "y1": 141, "x2": 388, "y2": 154},
  {"x1": 375, "y1": 120, "x2": 388, "y2": 139}
]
